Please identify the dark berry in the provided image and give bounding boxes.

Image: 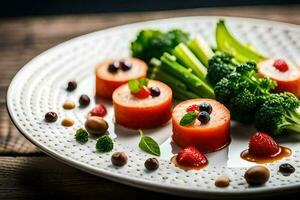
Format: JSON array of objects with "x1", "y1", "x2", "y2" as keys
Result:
[
  {"x1": 108, "y1": 62, "x2": 119, "y2": 73},
  {"x1": 111, "y1": 152, "x2": 128, "y2": 166},
  {"x1": 79, "y1": 94, "x2": 90, "y2": 106},
  {"x1": 199, "y1": 102, "x2": 212, "y2": 114},
  {"x1": 279, "y1": 163, "x2": 295, "y2": 175},
  {"x1": 150, "y1": 86, "x2": 160, "y2": 97},
  {"x1": 66, "y1": 81, "x2": 77, "y2": 91},
  {"x1": 120, "y1": 60, "x2": 132, "y2": 71},
  {"x1": 45, "y1": 112, "x2": 58, "y2": 122},
  {"x1": 144, "y1": 158, "x2": 159, "y2": 171},
  {"x1": 198, "y1": 111, "x2": 210, "y2": 124}
]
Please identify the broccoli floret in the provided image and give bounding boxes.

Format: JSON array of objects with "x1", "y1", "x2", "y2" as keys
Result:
[
  {"x1": 230, "y1": 89, "x2": 257, "y2": 123},
  {"x1": 255, "y1": 93, "x2": 300, "y2": 135},
  {"x1": 75, "y1": 128, "x2": 89, "y2": 144},
  {"x1": 207, "y1": 52, "x2": 237, "y2": 85},
  {"x1": 214, "y1": 61, "x2": 277, "y2": 123},
  {"x1": 131, "y1": 29, "x2": 189, "y2": 62},
  {"x1": 96, "y1": 135, "x2": 113, "y2": 152}
]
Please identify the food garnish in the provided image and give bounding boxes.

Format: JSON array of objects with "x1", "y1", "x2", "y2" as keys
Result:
[
  {"x1": 244, "y1": 166, "x2": 270, "y2": 186},
  {"x1": 144, "y1": 158, "x2": 159, "y2": 171},
  {"x1": 197, "y1": 111, "x2": 210, "y2": 124},
  {"x1": 279, "y1": 163, "x2": 295, "y2": 176},
  {"x1": 138, "y1": 130, "x2": 160, "y2": 156},
  {"x1": 214, "y1": 176, "x2": 230, "y2": 188},
  {"x1": 179, "y1": 111, "x2": 197, "y2": 126},
  {"x1": 119, "y1": 60, "x2": 132, "y2": 71},
  {"x1": 128, "y1": 78, "x2": 149, "y2": 97},
  {"x1": 273, "y1": 59, "x2": 289, "y2": 72},
  {"x1": 199, "y1": 102, "x2": 212, "y2": 114},
  {"x1": 79, "y1": 94, "x2": 90, "y2": 107},
  {"x1": 85, "y1": 116, "x2": 109, "y2": 136},
  {"x1": 111, "y1": 152, "x2": 128, "y2": 166},
  {"x1": 186, "y1": 104, "x2": 199, "y2": 112},
  {"x1": 248, "y1": 132, "x2": 281, "y2": 157},
  {"x1": 63, "y1": 101, "x2": 76, "y2": 110},
  {"x1": 61, "y1": 118, "x2": 74, "y2": 127},
  {"x1": 108, "y1": 61, "x2": 119, "y2": 73},
  {"x1": 176, "y1": 146, "x2": 208, "y2": 168},
  {"x1": 75, "y1": 128, "x2": 89, "y2": 144},
  {"x1": 149, "y1": 86, "x2": 160, "y2": 97},
  {"x1": 96, "y1": 134, "x2": 113, "y2": 152},
  {"x1": 90, "y1": 104, "x2": 107, "y2": 117},
  {"x1": 66, "y1": 80, "x2": 77, "y2": 91},
  {"x1": 44, "y1": 111, "x2": 58, "y2": 122}
]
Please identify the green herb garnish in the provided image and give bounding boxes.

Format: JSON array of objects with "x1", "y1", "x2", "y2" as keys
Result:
[
  {"x1": 128, "y1": 78, "x2": 148, "y2": 93},
  {"x1": 180, "y1": 111, "x2": 197, "y2": 126},
  {"x1": 96, "y1": 134, "x2": 113, "y2": 152},
  {"x1": 138, "y1": 129, "x2": 160, "y2": 156},
  {"x1": 75, "y1": 128, "x2": 89, "y2": 144}
]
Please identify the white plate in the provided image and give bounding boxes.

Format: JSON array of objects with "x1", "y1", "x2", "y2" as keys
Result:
[{"x1": 6, "y1": 16, "x2": 300, "y2": 198}]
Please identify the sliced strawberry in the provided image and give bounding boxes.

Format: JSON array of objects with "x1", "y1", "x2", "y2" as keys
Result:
[
  {"x1": 176, "y1": 146, "x2": 208, "y2": 167},
  {"x1": 273, "y1": 59, "x2": 289, "y2": 72},
  {"x1": 249, "y1": 132, "x2": 281, "y2": 157},
  {"x1": 90, "y1": 104, "x2": 107, "y2": 117},
  {"x1": 186, "y1": 104, "x2": 199, "y2": 112},
  {"x1": 131, "y1": 86, "x2": 150, "y2": 99}
]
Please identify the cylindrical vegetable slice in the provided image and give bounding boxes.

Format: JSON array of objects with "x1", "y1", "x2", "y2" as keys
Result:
[
  {"x1": 258, "y1": 59, "x2": 300, "y2": 98},
  {"x1": 96, "y1": 58, "x2": 147, "y2": 99},
  {"x1": 113, "y1": 80, "x2": 172, "y2": 129},
  {"x1": 172, "y1": 99, "x2": 231, "y2": 153}
]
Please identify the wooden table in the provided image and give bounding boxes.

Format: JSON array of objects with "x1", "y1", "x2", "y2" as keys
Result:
[{"x1": 1, "y1": 5, "x2": 300, "y2": 199}]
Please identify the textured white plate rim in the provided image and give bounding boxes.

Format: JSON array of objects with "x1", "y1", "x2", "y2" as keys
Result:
[{"x1": 6, "y1": 16, "x2": 300, "y2": 198}]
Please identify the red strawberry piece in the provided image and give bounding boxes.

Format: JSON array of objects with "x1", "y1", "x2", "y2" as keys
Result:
[
  {"x1": 273, "y1": 59, "x2": 289, "y2": 72},
  {"x1": 131, "y1": 86, "x2": 150, "y2": 99},
  {"x1": 248, "y1": 132, "x2": 281, "y2": 157},
  {"x1": 176, "y1": 146, "x2": 208, "y2": 167},
  {"x1": 90, "y1": 104, "x2": 107, "y2": 117},
  {"x1": 186, "y1": 104, "x2": 199, "y2": 112}
]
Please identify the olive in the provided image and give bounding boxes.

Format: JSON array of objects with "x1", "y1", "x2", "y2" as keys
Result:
[
  {"x1": 279, "y1": 163, "x2": 295, "y2": 175},
  {"x1": 66, "y1": 80, "x2": 77, "y2": 91},
  {"x1": 199, "y1": 102, "x2": 212, "y2": 114},
  {"x1": 79, "y1": 94, "x2": 90, "y2": 106},
  {"x1": 108, "y1": 62, "x2": 119, "y2": 73},
  {"x1": 120, "y1": 60, "x2": 132, "y2": 71},
  {"x1": 215, "y1": 176, "x2": 230, "y2": 188},
  {"x1": 150, "y1": 86, "x2": 160, "y2": 97},
  {"x1": 244, "y1": 166, "x2": 270, "y2": 186},
  {"x1": 144, "y1": 158, "x2": 159, "y2": 171},
  {"x1": 85, "y1": 116, "x2": 108, "y2": 136},
  {"x1": 198, "y1": 111, "x2": 210, "y2": 124},
  {"x1": 111, "y1": 152, "x2": 128, "y2": 166},
  {"x1": 45, "y1": 112, "x2": 58, "y2": 122}
]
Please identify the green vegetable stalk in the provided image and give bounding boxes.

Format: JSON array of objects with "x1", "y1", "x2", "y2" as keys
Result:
[
  {"x1": 173, "y1": 43, "x2": 207, "y2": 80},
  {"x1": 187, "y1": 35, "x2": 214, "y2": 67},
  {"x1": 216, "y1": 19, "x2": 267, "y2": 62}
]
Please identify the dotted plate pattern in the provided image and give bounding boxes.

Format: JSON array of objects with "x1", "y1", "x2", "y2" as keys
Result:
[{"x1": 6, "y1": 16, "x2": 300, "y2": 198}]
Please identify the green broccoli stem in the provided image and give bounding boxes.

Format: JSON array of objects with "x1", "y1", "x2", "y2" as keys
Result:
[
  {"x1": 187, "y1": 35, "x2": 214, "y2": 67},
  {"x1": 172, "y1": 43, "x2": 208, "y2": 80},
  {"x1": 283, "y1": 109, "x2": 300, "y2": 134},
  {"x1": 160, "y1": 53, "x2": 215, "y2": 98}
]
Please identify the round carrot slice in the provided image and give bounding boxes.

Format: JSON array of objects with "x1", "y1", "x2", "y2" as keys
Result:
[
  {"x1": 96, "y1": 58, "x2": 147, "y2": 99},
  {"x1": 172, "y1": 99, "x2": 231, "y2": 153},
  {"x1": 258, "y1": 59, "x2": 300, "y2": 98},
  {"x1": 113, "y1": 80, "x2": 172, "y2": 129}
]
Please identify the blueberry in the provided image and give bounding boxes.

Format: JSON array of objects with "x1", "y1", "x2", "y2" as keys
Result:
[
  {"x1": 79, "y1": 94, "x2": 90, "y2": 106},
  {"x1": 150, "y1": 86, "x2": 160, "y2": 97},
  {"x1": 108, "y1": 62, "x2": 119, "y2": 73},
  {"x1": 199, "y1": 102, "x2": 212, "y2": 114},
  {"x1": 279, "y1": 163, "x2": 295, "y2": 175},
  {"x1": 120, "y1": 60, "x2": 132, "y2": 71},
  {"x1": 198, "y1": 111, "x2": 210, "y2": 124}
]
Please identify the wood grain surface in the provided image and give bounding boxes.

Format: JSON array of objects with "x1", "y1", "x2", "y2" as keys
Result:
[{"x1": 1, "y1": 5, "x2": 300, "y2": 199}]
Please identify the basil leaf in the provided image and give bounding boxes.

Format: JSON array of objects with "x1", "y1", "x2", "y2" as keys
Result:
[
  {"x1": 180, "y1": 111, "x2": 197, "y2": 126},
  {"x1": 138, "y1": 130, "x2": 160, "y2": 156},
  {"x1": 128, "y1": 78, "x2": 149, "y2": 93}
]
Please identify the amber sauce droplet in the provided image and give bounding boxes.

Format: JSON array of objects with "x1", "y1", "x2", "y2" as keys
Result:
[
  {"x1": 61, "y1": 118, "x2": 74, "y2": 127},
  {"x1": 170, "y1": 156, "x2": 208, "y2": 171},
  {"x1": 241, "y1": 146, "x2": 292, "y2": 164}
]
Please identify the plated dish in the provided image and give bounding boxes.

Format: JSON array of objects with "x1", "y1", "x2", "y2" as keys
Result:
[{"x1": 6, "y1": 16, "x2": 300, "y2": 198}]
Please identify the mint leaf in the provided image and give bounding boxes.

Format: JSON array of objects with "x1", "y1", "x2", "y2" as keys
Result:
[
  {"x1": 180, "y1": 111, "x2": 197, "y2": 126},
  {"x1": 138, "y1": 130, "x2": 160, "y2": 156},
  {"x1": 128, "y1": 78, "x2": 148, "y2": 93}
]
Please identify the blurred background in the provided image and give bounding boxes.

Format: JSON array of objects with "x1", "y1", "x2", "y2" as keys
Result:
[{"x1": 1, "y1": 0, "x2": 299, "y2": 17}]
